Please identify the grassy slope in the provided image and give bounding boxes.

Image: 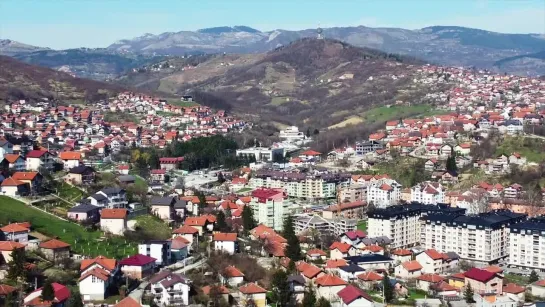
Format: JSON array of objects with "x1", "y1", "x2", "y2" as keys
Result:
[
  {"x1": 495, "y1": 137, "x2": 545, "y2": 163},
  {"x1": 0, "y1": 196, "x2": 136, "y2": 258}
]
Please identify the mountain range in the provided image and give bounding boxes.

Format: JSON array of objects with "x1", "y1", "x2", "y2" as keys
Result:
[{"x1": 3, "y1": 25, "x2": 545, "y2": 77}]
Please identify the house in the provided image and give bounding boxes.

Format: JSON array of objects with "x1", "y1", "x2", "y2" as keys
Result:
[
  {"x1": 59, "y1": 151, "x2": 82, "y2": 170},
  {"x1": 213, "y1": 232, "x2": 238, "y2": 254},
  {"x1": 238, "y1": 283, "x2": 267, "y2": 307},
  {"x1": 464, "y1": 268, "x2": 503, "y2": 294},
  {"x1": 391, "y1": 249, "x2": 413, "y2": 264},
  {"x1": 87, "y1": 193, "x2": 109, "y2": 207},
  {"x1": 117, "y1": 165, "x2": 130, "y2": 175},
  {"x1": 345, "y1": 254, "x2": 394, "y2": 271},
  {"x1": 447, "y1": 272, "x2": 466, "y2": 289},
  {"x1": 417, "y1": 274, "x2": 444, "y2": 292},
  {"x1": 340, "y1": 230, "x2": 367, "y2": 246},
  {"x1": 2, "y1": 154, "x2": 25, "y2": 171},
  {"x1": 230, "y1": 177, "x2": 248, "y2": 191},
  {"x1": 172, "y1": 225, "x2": 199, "y2": 246},
  {"x1": 100, "y1": 208, "x2": 128, "y2": 235},
  {"x1": 454, "y1": 143, "x2": 471, "y2": 155},
  {"x1": 298, "y1": 262, "x2": 324, "y2": 282},
  {"x1": 114, "y1": 297, "x2": 143, "y2": 307},
  {"x1": 0, "y1": 139, "x2": 13, "y2": 161},
  {"x1": 159, "y1": 157, "x2": 183, "y2": 171},
  {"x1": 138, "y1": 240, "x2": 172, "y2": 266},
  {"x1": 0, "y1": 284, "x2": 17, "y2": 303},
  {"x1": 337, "y1": 285, "x2": 375, "y2": 307},
  {"x1": 39, "y1": 239, "x2": 70, "y2": 262},
  {"x1": 473, "y1": 293, "x2": 517, "y2": 307},
  {"x1": 502, "y1": 283, "x2": 526, "y2": 302},
  {"x1": 23, "y1": 282, "x2": 70, "y2": 307},
  {"x1": 170, "y1": 237, "x2": 189, "y2": 262},
  {"x1": 12, "y1": 171, "x2": 42, "y2": 192},
  {"x1": 306, "y1": 248, "x2": 327, "y2": 261},
  {"x1": 184, "y1": 215, "x2": 215, "y2": 235},
  {"x1": 25, "y1": 150, "x2": 53, "y2": 171},
  {"x1": 329, "y1": 242, "x2": 357, "y2": 260},
  {"x1": 96, "y1": 187, "x2": 128, "y2": 208},
  {"x1": 149, "y1": 270, "x2": 190, "y2": 306},
  {"x1": 288, "y1": 275, "x2": 306, "y2": 303},
  {"x1": 0, "y1": 241, "x2": 25, "y2": 263},
  {"x1": 395, "y1": 260, "x2": 423, "y2": 279},
  {"x1": 1, "y1": 177, "x2": 29, "y2": 196},
  {"x1": 67, "y1": 203, "x2": 100, "y2": 222},
  {"x1": 530, "y1": 279, "x2": 545, "y2": 298},
  {"x1": 150, "y1": 169, "x2": 167, "y2": 183},
  {"x1": 80, "y1": 255, "x2": 117, "y2": 275},
  {"x1": 78, "y1": 267, "x2": 112, "y2": 301},
  {"x1": 339, "y1": 263, "x2": 365, "y2": 282},
  {"x1": 356, "y1": 271, "x2": 383, "y2": 290},
  {"x1": 220, "y1": 265, "x2": 245, "y2": 287},
  {"x1": 1, "y1": 222, "x2": 30, "y2": 242},
  {"x1": 430, "y1": 281, "x2": 458, "y2": 297},
  {"x1": 150, "y1": 196, "x2": 176, "y2": 220},
  {"x1": 315, "y1": 274, "x2": 348, "y2": 301},
  {"x1": 202, "y1": 285, "x2": 230, "y2": 303},
  {"x1": 416, "y1": 249, "x2": 447, "y2": 274},
  {"x1": 119, "y1": 254, "x2": 157, "y2": 279},
  {"x1": 65, "y1": 166, "x2": 95, "y2": 185}
]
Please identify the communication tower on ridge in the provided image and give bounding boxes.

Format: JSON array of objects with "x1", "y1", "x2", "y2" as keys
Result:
[{"x1": 317, "y1": 26, "x2": 324, "y2": 39}]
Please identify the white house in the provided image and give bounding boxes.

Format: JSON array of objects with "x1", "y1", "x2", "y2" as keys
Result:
[
  {"x1": 100, "y1": 209, "x2": 127, "y2": 235},
  {"x1": 366, "y1": 179, "x2": 402, "y2": 207},
  {"x1": 1, "y1": 222, "x2": 30, "y2": 243},
  {"x1": 213, "y1": 232, "x2": 238, "y2": 255},
  {"x1": 25, "y1": 150, "x2": 53, "y2": 171},
  {"x1": 96, "y1": 187, "x2": 128, "y2": 208},
  {"x1": 149, "y1": 271, "x2": 190, "y2": 306},
  {"x1": 315, "y1": 274, "x2": 348, "y2": 301},
  {"x1": 220, "y1": 265, "x2": 245, "y2": 287},
  {"x1": 119, "y1": 254, "x2": 157, "y2": 279},
  {"x1": 395, "y1": 260, "x2": 423, "y2": 279},
  {"x1": 415, "y1": 249, "x2": 446, "y2": 274},
  {"x1": 411, "y1": 182, "x2": 444, "y2": 204},
  {"x1": 59, "y1": 151, "x2": 82, "y2": 170},
  {"x1": 138, "y1": 240, "x2": 172, "y2": 266},
  {"x1": 79, "y1": 267, "x2": 112, "y2": 301}
]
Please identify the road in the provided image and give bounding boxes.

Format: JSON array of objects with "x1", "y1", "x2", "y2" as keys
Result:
[{"x1": 128, "y1": 258, "x2": 207, "y2": 302}]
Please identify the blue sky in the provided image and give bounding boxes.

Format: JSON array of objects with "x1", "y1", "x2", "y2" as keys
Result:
[{"x1": 1, "y1": 0, "x2": 544, "y2": 49}]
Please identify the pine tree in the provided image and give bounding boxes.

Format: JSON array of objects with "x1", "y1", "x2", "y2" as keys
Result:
[
  {"x1": 446, "y1": 154, "x2": 458, "y2": 172},
  {"x1": 283, "y1": 215, "x2": 302, "y2": 261},
  {"x1": 529, "y1": 270, "x2": 540, "y2": 283},
  {"x1": 382, "y1": 274, "x2": 394, "y2": 303},
  {"x1": 7, "y1": 248, "x2": 26, "y2": 282},
  {"x1": 316, "y1": 297, "x2": 332, "y2": 307},
  {"x1": 216, "y1": 211, "x2": 230, "y2": 232},
  {"x1": 242, "y1": 205, "x2": 257, "y2": 235},
  {"x1": 41, "y1": 280, "x2": 55, "y2": 302},
  {"x1": 464, "y1": 283, "x2": 475, "y2": 303},
  {"x1": 271, "y1": 270, "x2": 291, "y2": 307},
  {"x1": 69, "y1": 288, "x2": 84, "y2": 307},
  {"x1": 197, "y1": 192, "x2": 207, "y2": 211},
  {"x1": 302, "y1": 286, "x2": 317, "y2": 307}
]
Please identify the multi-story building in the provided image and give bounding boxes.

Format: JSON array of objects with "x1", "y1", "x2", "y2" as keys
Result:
[
  {"x1": 249, "y1": 188, "x2": 288, "y2": 231},
  {"x1": 279, "y1": 126, "x2": 306, "y2": 142},
  {"x1": 508, "y1": 216, "x2": 545, "y2": 271},
  {"x1": 366, "y1": 178, "x2": 402, "y2": 207},
  {"x1": 149, "y1": 271, "x2": 190, "y2": 306},
  {"x1": 337, "y1": 184, "x2": 367, "y2": 203},
  {"x1": 368, "y1": 203, "x2": 465, "y2": 249},
  {"x1": 411, "y1": 182, "x2": 445, "y2": 204},
  {"x1": 421, "y1": 210, "x2": 526, "y2": 263},
  {"x1": 138, "y1": 240, "x2": 172, "y2": 266},
  {"x1": 293, "y1": 214, "x2": 357, "y2": 236},
  {"x1": 249, "y1": 170, "x2": 350, "y2": 199},
  {"x1": 236, "y1": 147, "x2": 284, "y2": 162},
  {"x1": 355, "y1": 140, "x2": 385, "y2": 155},
  {"x1": 322, "y1": 201, "x2": 366, "y2": 220}
]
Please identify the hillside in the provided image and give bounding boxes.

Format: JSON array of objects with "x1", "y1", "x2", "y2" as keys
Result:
[
  {"x1": 0, "y1": 55, "x2": 129, "y2": 102},
  {"x1": 493, "y1": 51, "x2": 545, "y2": 76},
  {"x1": 119, "y1": 39, "x2": 448, "y2": 129},
  {"x1": 106, "y1": 25, "x2": 545, "y2": 75},
  {"x1": 0, "y1": 39, "x2": 48, "y2": 55}
]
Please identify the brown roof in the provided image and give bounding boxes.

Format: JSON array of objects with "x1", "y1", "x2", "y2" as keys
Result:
[
  {"x1": 202, "y1": 285, "x2": 229, "y2": 295},
  {"x1": 100, "y1": 209, "x2": 128, "y2": 219},
  {"x1": 392, "y1": 249, "x2": 412, "y2": 256},
  {"x1": 39, "y1": 239, "x2": 70, "y2": 249},
  {"x1": 239, "y1": 283, "x2": 267, "y2": 294},
  {"x1": 0, "y1": 241, "x2": 25, "y2": 251},
  {"x1": 1, "y1": 177, "x2": 25, "y2": 186},
  {"x1": 401, "y1": 260, "x2": 423, "y2": 272},
  {"x1": 483, "y1": 265, "x2": 503, "y2": 274},
  {"x1": 3, "y1": 154, "x2": 21, "y2": 163},
  {"x1": 78, "y1": 267, "x2": 110, "y2": 282},
  {"x1": 424, "y1": 249, "x2": 445, "y2": 260}
]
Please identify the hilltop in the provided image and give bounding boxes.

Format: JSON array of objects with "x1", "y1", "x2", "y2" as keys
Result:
[
  {"x1": 118, "y1": 38, "x2": 448, "y2": 129},
  {"x1": 0, "y1": 55, "x2": 129, "y2": 102}
]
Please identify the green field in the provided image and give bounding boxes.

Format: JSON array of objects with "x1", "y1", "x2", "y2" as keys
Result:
[
  {"x1": 0, "y1": 196, "x2": 136, "y2": 258},
  {"x1": 496, "y1": 137, "x2": 545, "y2": 163},
  {"x1": 134, "y1": 215, "x2": 171, "y2": 240},
  {"x1": 55, "y1": 182, "x2": 87, "y2": 202},
  {"x1": 360, "y1": 105, "x2": 447, "y2": 124}
]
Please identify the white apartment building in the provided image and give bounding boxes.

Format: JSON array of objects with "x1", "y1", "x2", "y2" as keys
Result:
[
  {"x1": 249, "y1": 188, "x2": 288, "y2": 231},
  {"x1": 149, "y1": 271, "x2": 190, "y2": 306},
  {"x1": 293, "y1": 214, "x2": 357, "y2": 236},
  {"x1": 368, "y1": 203, "x2": 465, "y2": 249},
  {"x1": 508, "y1": 217, "x2": 545, "y2": 271},
  {"x1": 421, "y1": 210, "x2": 526, "y2": 263},
  {"x1": 249, "y1": 170, "x2": 350, "y2": 199},
  {"x1": 366, "y1": 178, "x2": 402, "y2": 207},
  {"x1": 236, "y1": 146, "x2": 285, "y2": 162},
  {"x1": 138, "y1": 240, "x2": 172, "y2": 266},
  {"x1": 411, "y1": 182, "x2": 445, "y2": 204},
  {"x1": 279, "y1": 126, "x2": 306, "y2": 142}
]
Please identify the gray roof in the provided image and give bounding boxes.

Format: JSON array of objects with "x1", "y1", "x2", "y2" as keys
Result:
[
  {"x1": 100, "y1": 187, "x2": 124, "y2": 196},
  {"x1": 68, "y1": 203, "x2": 99, "y2": 213},
  {"x1": 446, "y1": 252, "x2": 460, "y2": 260},
  {"x1": 287, "y1": 274, "x2": 305, "y2": 285},
  {"x1": 150, "y1": 196, "x2": 176, "y2": 206},
  {"x1": 174, "y1": 200, "x2": 187, "y2": 209},
  {"x1": 118, "y1": 175, "x2": 136, "y2": 182},
  {"x1": 89, "y1": 193, "x2": 107, "y2": 201}
]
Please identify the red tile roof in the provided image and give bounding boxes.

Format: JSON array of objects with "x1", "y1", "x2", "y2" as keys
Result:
[
  {"x1": 26, "y1": 150, "x2": 48, "y2": 158},
  {"x1": 223, "y1": 265, "x2": 244, "y2": 278},
  {"x1": 0, "y1": 284, "x2": 16, "y2": 295},
  {"x1": 483, "y1": 265, "x2": 503, "y2": 274},
  {"x1": 1, "y1": 177, "x2": 26, "y2": 186},
  {"x1": 301, "y1": 150, "x2": 321, "y2": 156},
  {"x1": 357, "y1": 271, "x2": 383, "y2": 281},
  {"x1": 329, "y1": 241, "x2": 352, "y2": 253},
  {"x1": 325, "y1": 259, "x2": 348, "y2": 269},
  {"x1": 315, "y1": 274, "x2": 347, "y2": 287},
  {"x1": 464, "y1": 268, "x2": 497, "y2": 283},
  {"x1": 1, "y1": 222, "x2": 30, "y2": 233},
  {"x1": 119, "y1": 254, "x2": 156, "y2": 266},
  {"x1": 59, "y1": 151, "x2": 81, "y2": 160},
  {"x1": 503, "y1": 283, "x2": 525, "y2": 294},
  {"x1": 392, "y1": 249, "x2": 412, "y2": 256},
  {"x1": 100, "y1": 209, "x2": 128, "y2": 219},
  {"x1": 424, "y1": 249, "x2": 445, "y2": 260},
  {"x1": 172, "y1": 225, "x2": 199, "y2": 235},
  {"x1": 306, "y1": 248, "x2": 327, "y2": 257},
  {"x1": 213, "y1": 232, "x2": 237, "y2": 242},
  {"x1": 0, "y1": 241, "x2": 25, "y2": 251},
  {"x1": 239, "y1": 283, "x2": 267, "y2": 294},
  {"x1": 3, "y1": 154, "x2": 21, "y2": 163},
  {"x1": 39, "y1": 239, "x2": 70, "y2": 249},
  {"x1": 302, "y1": 265, "x2": 323, "y2": 279},
  {"x1": 80, "y1": 255, "x2": 117, "y2": 272},
  {"x1": 337, "y1": 285, "x2": 373, "y2": 304},
  {"x1": 535, "y1": 279, "x2": 545, "y2": 287},
  {"x1": 115, "y1": 297, "x2": 142, "y2": 307},
  {"x1": 202, "y1": 285, "x2": 229, "y2": 295},
  {"x1": 78, "y1": 267, "x2": 110, "y2": 282},
  {"x1": 402, "y1": 260, "x2": 423, "y2": 272},
  {"x1": 12, "y1": 172, "x2": 39, "y2": 181},
  {"x1": 418, "y1": 274, "x2": 444, "y2": 283}
]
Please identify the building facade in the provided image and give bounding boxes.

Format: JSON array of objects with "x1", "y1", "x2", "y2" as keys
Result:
[
  {"x1": 508, "y1": 217, "x2": 545, "y2": 271},
  {"x1": 249, "y1": 188, "x2": 288, "y2": 231}
]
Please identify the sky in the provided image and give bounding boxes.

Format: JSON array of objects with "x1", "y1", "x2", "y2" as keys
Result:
[{"x1": 1, "y1": 0, "x2": 544, "y2": 49}]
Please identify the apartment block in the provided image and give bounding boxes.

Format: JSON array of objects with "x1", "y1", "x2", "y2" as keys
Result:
[
  {"x1": 366, "y1": 178, "x2": 402, "y2": 207},
  {"x1": 508, "y1": 216, "x2": 545, "y2": 271},
  {"x1": 249, "y1": 188, "x2": 288, "y2": 231}
]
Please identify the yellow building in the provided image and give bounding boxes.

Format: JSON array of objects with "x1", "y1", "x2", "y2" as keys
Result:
[
  {"x1": 448, "y1": 272, "x2": 465, "y2": 289},
  {"x1": 239, "y1": 283, "x2": 267, "y2": 307}
]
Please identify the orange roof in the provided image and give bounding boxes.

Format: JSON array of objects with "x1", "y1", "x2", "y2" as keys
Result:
[
  {"x1": 1, "y1": 222, "x2": 30, "y2": 233},
  {"x1": 483, "y1": 265, "x2": 503, "y2": 274},
  {"x1": 301, "y1": 150, "x2": 321, "y2": 156},
  {"x1": 223, "y1": 265, "x2": 245, "y2": 278},
  {"x1": 402, "y1": 260, "x2": 423, "y2": 272},
  {"x1": 12, "y1": 172, "x2": 39, "y2": 181},
  {"x1": 315, "y1": 274, "x2": 347, "y2": 287},
  {"x1": 213, "y1": 232, "x2": 237, "y2": 242},
  {"x1": 100, "y1": 209, "x2": 128, "y2": 219},
  {"x1": 325, "y1": 259, "x2": 348, "y2": 269},
  {"x1": 503, "y1": 283, "x2": 525, "y2": 294},
  {"x1": 329, "y1": 241, "x2": 352, "y2": 253},
  {"x1": 418, "y1": 274, "x2": 444, "y2": 283},
  {"x1": 424, "y1": 249, "x2": 445, "y2": 260},
  {"x1": 78, "y1": 267, "x2": 110, "y2": 282},
  {"x1": 302, "y1": 265, "x2": 323, "y2": 279},
  {"x1": 239, "y1": 283, "x2": 267, "y2": 294},
  {"x1": 364, "y1": 245, "x2": 383, "y2": 253},
  {"x1": 172, "y1": 225, "x2": 199, "y2": 235},
  {"x1": 185, "y1": 216, "x2": 208, "y2": 227},
  {"x1": 202, "y1": 285, "x2": 229, "y2": 295},
  {"x1": 535, "y1": 279, "x2": 545, "y2": 287},
  {"x1": 306, "y1": 248, "x2": 327, "y2": 256},
  {"x1": 357, "y1": 271, "x2": 383, "y2": 281},
  {"x1": 3, "y1": 154, "x2": 21, "y2": 163},
  {"x1": 0, "y1": 241, "x2": 25, "y2": 251},
  {"x1": 115, "y1": 297, "x2": 142, "y2": 307},
  {"x1": 59, "y1": 151, "x2": 82, "y2": 160},
  {"x1": 392, "y1": 249, "x2": 412, "y2": 256},
  {"x1": 80, "y1": 255, "x2": 117, "y2": 272},
  {"x1": 1, "y1": 177, "x2": 26, "y2": 186},
  {"x1": 39, "y1": 239, "x2": 70, "y2": 249}
]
